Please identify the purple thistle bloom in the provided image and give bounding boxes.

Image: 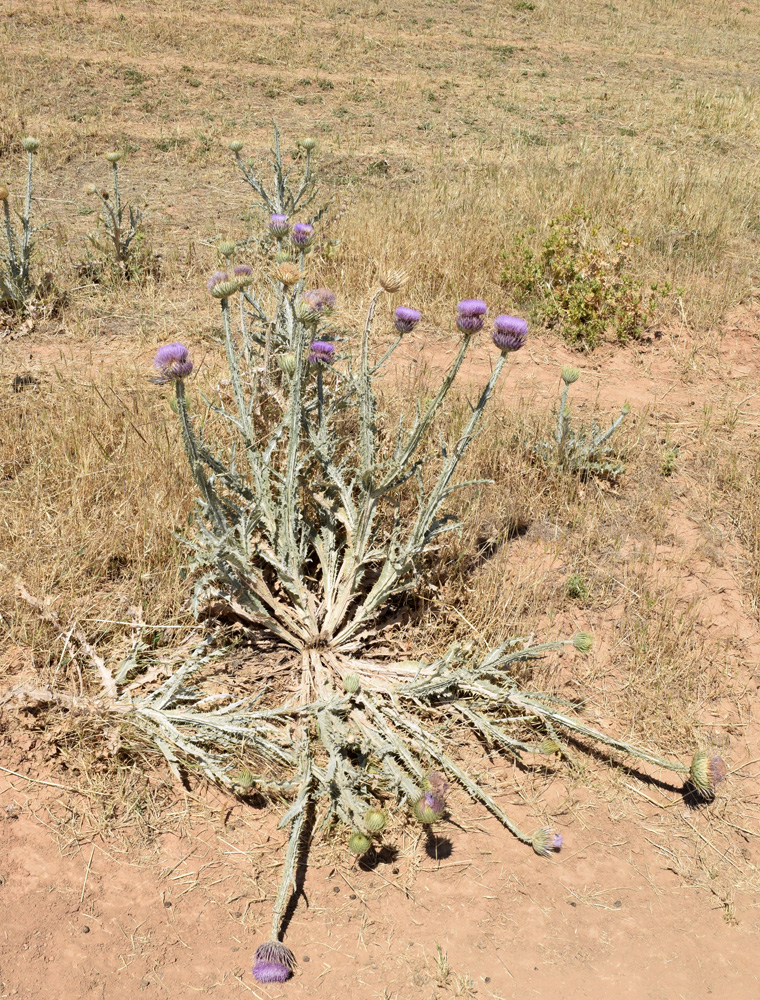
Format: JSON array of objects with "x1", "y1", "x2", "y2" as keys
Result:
[
  {"x1": 302, "y1": 287, "x2": 337, "y2": 314},
  {"x1": 492, "y1": 314, "x2": 528, "y2": 352},
  {"x1": 252, "y1": 942, "x2": 295, "y2": 984},
  {"x1": 233, "y1": 264, "x2": 253, "y2": 278},
  {"x1": 291, "y1": 222, "x2": 314, "y2": 247},
  {"x1": 269, "y1": 213, "x2": 289, "y2": 237},
  {"x1": 206, "y1": 270, "x2": 229, "y2": 292},
  {"x1": 394, "y1": 306, "x2": 421, "y2": 334},
  {"x1": 456, "y1": 299, "x2": 487, "y2": 334},
  {"x1": 457, "y1": 299, "x2": 488, "y2": 317},
  {"x1": 309, "y1": 340, "x2": 336, "y2": 365},
  {"x1": 151, "y1": 342, "x2": 193, "y2": 383}
]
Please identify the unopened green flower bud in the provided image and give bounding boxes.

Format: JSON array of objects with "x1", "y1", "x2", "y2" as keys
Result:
[
  {"x1": 211, "y1": 279, "x2": 240, "y2": 299},
  {"x1": 364, "y1": 808, "x2": 386, "y2": 833},
  {"x1": 300, "y1": 137, "x2": 317, "y2": 151},
  {"x1": 232, "y1": 766, "x2": 256, "y2": 791},
  {"x1": 540, "y1": 738, "x2": 561, "y2": 755},
  {"x1": 275, "y1": 250, "x2": 291, "y2": 264},
  {"x1": 218, "y1": 241, "x2": 236, "y2": 258},
  {"x1": 348, "y1": 831, "x2": 371, "y2": 855},
  {"x1": 276, "y1": 353, "x2": 297, "y2": 376},
  {"x1": 572, "y1": 632, "x2": 593, "y2": 654},
  {"x1": 0, "y1": 185, "x2": 8, "y2": 201},
  {"x1": 342, "y1": 672, "x2": 360, "y2": 694},
  {"x1": 621, "y1": 402, "x2": 631, "y2": 415},
  {"x1": 229, "y1": 140, "x2": 244, "y2": 153},
  {"x1": 561, "y1": 366, "x2": 580, "y2": 385},
  {"x1": 295, "y1": 299, "x2": 320, "y2": 326},
  {"x1": 22, "y1": 137, "x2": 40, "y2": 153},
  {"x1": 105, "y1": 150, "x2": 123, "y2": 163}
]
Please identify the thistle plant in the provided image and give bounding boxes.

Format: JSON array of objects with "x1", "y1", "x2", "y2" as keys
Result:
[
  {"x1": 229, "y1": 126, "x2": 324, "y2": 242},
  {"x1": 0, "y1": 137, "x2": 42, "y2": 310},
  {"x1": 130, "y1": 236, "x2": 726, "y2": 979},
  {"x1": 534, "y1": 366, "x2": 630, "y2": 479},
  {"x1": 66, "y1": 136, "x2": 721, "y2": 981},
  {"x1": 84, "y1": 151, "x2": 152, "y2": 282}
]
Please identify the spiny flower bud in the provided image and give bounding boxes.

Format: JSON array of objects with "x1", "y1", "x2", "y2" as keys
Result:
[
  {"x1": 276, "y1": 353, "x2": 297, "y2": 376},
  {"x1": 269, "y1": 213, "x2": 289, "y2": 237},
  {"x1": 456, "y1": 299, "x2": 487, "y2": 334},
  {"x1": 689, "y1": 752, "x2": 727, "y2": 796},
  {"x1": 218, "y1": 241, "x2": 236, "y2": 258},
  {"x1": 212, "y1": 279, "x2": 240, "y2": 299},
  {"x1": 229, "y1": 140, "x2": 244, "y2": 153},
  {"x1": 277, "y1": 262, "x2": 302, "y2": 286},
  {"x1": 296, "y1": 299, "x2": 320, "y2": 325},
  {"x1": 572, "y1": 632, "x2": 593, "y2": 654},
  {"x1": 233, "y1": 264, "x2": 253, "y2": 287},
  {"x1": 413, "y1": 792, "x2": 446, "y2": 825},
  {"x1": 252, "y1": 941, "x2": 295, "y2": 984},
  {"x1": 275, "y1": 250, "x2": 291, "y2": 263},
  {"x1": 561, "y1": 366, "x2": 580, "y2": 384},
  {"x1": 21, "y1": 137, "x2": 40, "y2": 153},
  {"x1": 364, "y1": 808, "x2": 387, "y2": 833},
  {"x1": 621, "y1": 402, "x2": 631, "y2": 415},
  {"x1": 342, "y1": 672, "x2": 360, "y2": 694},
  {"x1": 540, "y1": 738, "x2": 561, "y2": 755},
  {"x1": 394, "y1": 306, "x2": 421, "y2": 334},
  {"x1": 531, "y1": 827, "x2": 563, "y2": 858},
  {"x1": 84, "y1": 183, "x2": 97, "y2": 196},
  {"x1": 105, "y1": 150, "x2": 123, "y2": 163},
  {"x1": 349, "y1": 831, "x2": 371, "y2": 855},
  {"x1": 378, "y1": 268, "x2": 408, "y2": 293},
  {"x1": 151, "y1": 342, "x2": 193, "y2": 384},
  {"x1": 232, "y1": 766, "x2": 256, "y2": 791},
  {"x1": 492, "y1": 314, "x2": 528, "y2": 352},
  {"x1": 0, "y1": 185, "x2": 8, "y2": 201},
  {"x1": 300, "y1": 137, "x2": 317, "y2": 151},
  {"x1": 291, "y1": 222, "x2": 313, "y2": 248}
]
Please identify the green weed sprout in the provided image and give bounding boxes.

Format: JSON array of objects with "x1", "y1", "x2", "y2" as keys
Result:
[
  {"x1": 534, "y1": 366, "x2": 630, "y2": 479},
  {"x1": 84, "y1": 151, "x2": 151, "y2": 281},
  {"x1": 0, "y1": 137, "x2": 43, "y2": 310}
]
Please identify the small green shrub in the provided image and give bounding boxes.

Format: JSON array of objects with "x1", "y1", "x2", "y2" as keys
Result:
[{"x1": 502, "y1": 208, "x2": 668, "y2": 350}]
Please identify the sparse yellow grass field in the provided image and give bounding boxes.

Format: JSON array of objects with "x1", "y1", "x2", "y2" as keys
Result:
[{"x1": 2, "y1": 1, "x2": 760, "y2": 997}]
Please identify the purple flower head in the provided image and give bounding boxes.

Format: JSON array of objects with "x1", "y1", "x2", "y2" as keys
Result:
[
  {"x1": 151, "y1": 343, "x2": 193, "y2": 383},
  {"x1": 457, "y1": 299, "x2": 488, "y2": 317},
  {"x1": 252, "y1": 941, "x2": 295, "y2": 984},
  {"x1": 424, "y1": 791, "x2": 445, "y2": 813},
  {"x1": 492, "y1": 314, "x2": 528, "y2": 353},
  {"x1": 302, "y1": 287, "x2": 337, "y2": 315},
  {"x1": 394, "y1": 306, "x2": 421, "y2": 334},
  {"x1": 233, "y1": 264, "x2": 253, "y2": 278},
  {"x1": 291, "y1": 222, "x2": 314, "y2": 247},
  {"x1": 206, "y1": 270, "x2": 229, "y2": 293},
  {"x1": 269, "y1": 213, "x2": 289, "y2": 237},
  {"x1": 456, "y1": 300, "x2": 487, "y2": 334},
  {"x1": 531, "y1": 827, "x2": 563, "y2": 858},
  {"x1": 309, "y1": 340, "x2": 336, "y2": 365}
]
